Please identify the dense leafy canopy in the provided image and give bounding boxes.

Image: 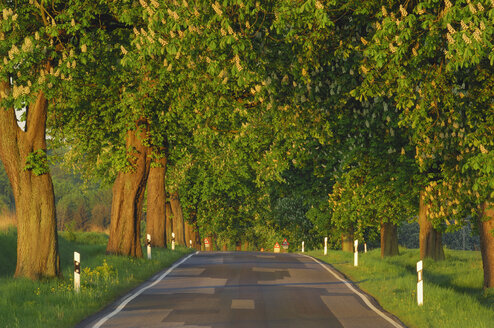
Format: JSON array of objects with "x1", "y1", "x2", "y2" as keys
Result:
[{"x1": 1, "y1": 0, "x2": 493, "y2": 285}]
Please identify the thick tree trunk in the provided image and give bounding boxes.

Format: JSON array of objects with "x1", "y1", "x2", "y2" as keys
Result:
[
  {"x1": 165, "y1": 201, "x2": 173, "y2": 245},
  {"x1": 479, "y1": 203, "x2": 494, "y2": 289},
  {"x1": 146, "y1": 155, "x2": 167, "y2": 248},
  {"x1": 0, "y1": 87, "x2": 60, "y2": 279},
  {"x1": 380, "y1": 221, "x2": 399, "y2": 258},
  {"x1": 419, "y1": 191, "x2": 445, "y2": 260},
  {"x1": 106, "y1": 120, "x2": 151, "y2": 257},
  {"x1": 170, "y1": 192, "x2": 186, "y2": 246},
  {"x1": 341, "y1": 230, "x2": 353, "y2": 252}
]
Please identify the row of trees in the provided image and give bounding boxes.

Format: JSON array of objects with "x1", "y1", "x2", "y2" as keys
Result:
[{"x1": 0, "y1": 1, "x2": 493, "y2": 289}]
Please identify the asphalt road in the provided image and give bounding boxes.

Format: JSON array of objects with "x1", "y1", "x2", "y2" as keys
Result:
[{"x1": 80, "y1": 252, "x2": 404, "y2": 328}]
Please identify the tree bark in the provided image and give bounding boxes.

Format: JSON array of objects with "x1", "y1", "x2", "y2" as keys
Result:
[
  {"x1": 165, "y1": 201, "x2": 173, "y2": 245},
  {"x1": 380, "y1": 221, "x2": 399, "y2": 258},
  {"x1": 419, "y1": 191, "x2": 445, "y2": 260},
  {"x1": 341, "y1": 230, "x2": 353, "y2": 252},
  {"x1": 184, "y1": 218, "x2": 199, "y2": 248},
  {"x1": 0, "y1": 86, "x2": 60, "y2": 279},
  {"x1": 479, "y1": 202, "x2": 494, "y2": 289},
  {"x1": 170, "y1": 192, "x2": 186, "y2": 246},
  {"x1": 106, "y1": 119, "x2": 151, "y2": 257},
  {"x1": 146, "y1": 154, "x2": 167, "y2": 248}
]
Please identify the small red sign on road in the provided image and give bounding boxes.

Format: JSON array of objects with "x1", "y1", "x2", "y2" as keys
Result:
[
  {"x1": 204, "y1": 238, "x2": 210, "y2": 246},
  {"x1": 282, "y1": 239, "x2": 289, "y2": 246},
  {"x1": 274, "y1": 242, "x2": 280, "y2": 253}
]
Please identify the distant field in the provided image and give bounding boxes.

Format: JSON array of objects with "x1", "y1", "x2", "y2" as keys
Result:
[
  {"x1": 0, "y1": 228, "x2": 194, "y2": 328},
  {"x1": 309, "y1": 248, "x2": 494, "y2": 328},
  {"x1": 0, "y1": 211, "x2": 16, "y2": 231}
]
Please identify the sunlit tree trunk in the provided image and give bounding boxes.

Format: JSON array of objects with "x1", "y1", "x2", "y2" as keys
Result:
[
  {"x1": 165, "y1": 201, "x2": 173, "y2": 245},
  {"x1": 419, "y1": 191, "x2": 445, "y2": 260},
  {"x1": 146, "y1": 154, "x2": 167, "y2": 247},
  {"x1": 184, "y1": 217, "x2": 198, "y2": 248},
  {"x1": 0, "y1": 86, "x2": 60, "y2": 279},
  {"x1": 170, "y1": 192, "x2": 186, "y2": 246},
  {"x1": 380, "y1": 221, "x2": 399, "y2": 258},
  {"x1": 341, "y1": 229, "x2": 353, "y2": 252},
  {"x1": 107, "y1": 119, "x2": 151, "y2": 257},
  {"x1": 479, "y1": 202, "x2": 494, "y2": 289}
]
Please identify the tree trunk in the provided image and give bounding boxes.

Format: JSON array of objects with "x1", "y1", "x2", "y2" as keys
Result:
[
  {"x1": 184, "y1": 218, "x2": 198, "y2": 248},
  {"x1": 165, "y1": 201, "x2": 173, "y2": 245},
  {"x1": 0, "y1": 87, "x2": 60, "y2": 279},
  {"x1": 419, "y1": 191, "x2": 445, "y2": 260},
  {"x1": 479, "y1": 203, "x2": 494, "y2": 289},
  {"x1": 341, "y1": 230, "x2": 353, "y2": 252},
  {"x1": 170, "y1": 192, "x2": 186, "y2": 246},
  {"x1": 380, "y1": 221, "x2": 399, "y2": 258},
  {"x1": 146, "y1": 155, "x2": 167, "y2": 248},
  {"x1": 106, "y1": 120, "x2": 151, "y2": 257}
]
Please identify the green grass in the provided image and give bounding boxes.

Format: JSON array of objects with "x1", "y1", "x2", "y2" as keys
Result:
[
  {"x1": 0, "y1": 228, "x2": 194, "y2": 328},
  {"x1": 308, "y1": 247, "x2": 494, "y2": 328}
]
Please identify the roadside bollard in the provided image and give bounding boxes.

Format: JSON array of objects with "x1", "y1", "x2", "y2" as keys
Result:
[
  {"x1": 364, "y1": 243, "x2": 367, "y2": 253},
  {"x1": 324, "y1": 237, "x2": 328, "y2": 255},
  {"x1": 417, "y1": 260, "x2": 423, "y2": 306},
  {"x1": 189, "y1": 239, "x2": 192, "y2": 248},
  {"x1": 302, "y1": 241, "x2": 305, "y2": 253},
  {"x1": 171, "y1": 232, "x2": 176, "y2": 251},
  {"x1": 147, "y1": 234, "x2": 151, "y2": 259},
  {"x1": 74, "y1": 252, "x2": 80, "y2": 293},
  {"x1": 354, "y1": 240, "x2": 358, "y2": 267}
]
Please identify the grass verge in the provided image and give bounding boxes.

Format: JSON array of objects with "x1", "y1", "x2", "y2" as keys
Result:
[
  {"x1": 0, "y1": 228, "x2": 194, "y2": 328},
  {"x1": 308, "y1": 248, "x2": 493, "y2": 328}
]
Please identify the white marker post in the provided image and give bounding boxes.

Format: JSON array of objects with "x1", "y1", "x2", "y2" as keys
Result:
[
  {"x1": 171, "y1": 232, "x2": 176, "y2": 251},
  {"x1": 364, "y1": 243, "x2": 367, "y2": 253},
  {"x1": 354, "y1": 240, "x2": 358, "y2": 267},
  {"x1": 146, "y1": 234, "x2": 151, "y2": 260},
  {"x1": 324, "y1": 237, "x2": 328, "y2": 255},
  {"x1": 417, "y1": 260, "x2": 423, "y2": 306},
  {"x1": 74, "y1": 252, "x2": 80, "y2": 293},
  {"x1": 189, "y1": 239, "x2": 193, "y2": 248},
  {"x1": 302, "y1": 241, "x2": 305, "y2": 253}
]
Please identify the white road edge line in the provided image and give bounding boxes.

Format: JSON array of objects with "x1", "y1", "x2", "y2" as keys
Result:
[
  {"x1": 92, "y1": 251, "x2": 199, "y2": 328},
  {"x1": 303, "y1": 254, "x2": 403, "y2": 328}
]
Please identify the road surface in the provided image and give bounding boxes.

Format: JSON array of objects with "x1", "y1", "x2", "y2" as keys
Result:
[{"x1": 80, "y1": 252, "x2": 404, "y2": 328}]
